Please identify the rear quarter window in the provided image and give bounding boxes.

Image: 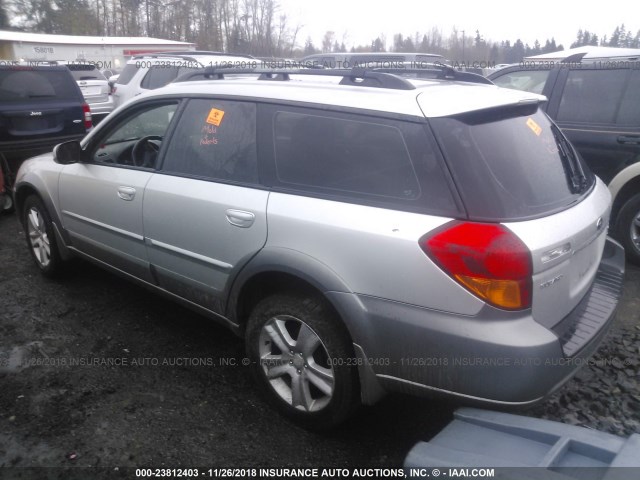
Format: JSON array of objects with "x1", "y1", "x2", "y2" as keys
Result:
[{"x1": 0, "y1": 68, "x2": 81, "y2": 102}]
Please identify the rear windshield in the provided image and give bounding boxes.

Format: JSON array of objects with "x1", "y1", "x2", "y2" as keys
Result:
[
  {"x1": 430, "y1": 106, "x2": 595, "y2": 221},
  {"x1": 0, "y1": 68, "x2": 81, "y2": 102},
  {"x1": 67, "y1": 65, "x2": 107, "y2": 81},
  {"x1": 115, "y1": 64, "x2": 138, "y2": 85}
]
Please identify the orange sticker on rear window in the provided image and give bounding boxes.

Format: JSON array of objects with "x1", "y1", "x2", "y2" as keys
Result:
[
  {"x1": 526, "y1": 118, "x2": 542, "y2": 136},
  {"x1": 206, "y1": 108, "x2": 225, "y2": 126}
]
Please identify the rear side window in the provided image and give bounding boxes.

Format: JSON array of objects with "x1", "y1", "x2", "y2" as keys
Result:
[
  {"x1": 557, "y1": 70, "x2": 628, "y2": 124},
  {"x1": 274, "y1": 112, "x2": 420, "y2": 199},
  {"x1": 162, "y1": 99, "x2": 258, "y2": 183},
  {"x1": 0, "y1": 68, "x2": 81, "y2": 102},
  {"x1": 269, "y1": 107, "x2": 458, "y2": 214},
  {"x1": 430, "y1": 106, "x2": 595, "y2": 221},
  {"x1": 115, "y1": 64, "x2": 138, "y2": 85}
]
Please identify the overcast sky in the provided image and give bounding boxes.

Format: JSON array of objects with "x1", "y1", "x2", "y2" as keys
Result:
[{"x1": 279, "y1": 0, "x2": 636, "y2": 53}]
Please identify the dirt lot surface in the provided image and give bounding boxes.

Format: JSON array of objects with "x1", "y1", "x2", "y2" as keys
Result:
[{"x1": 1, "y1": 211, "x2": 639, "y2": 479}]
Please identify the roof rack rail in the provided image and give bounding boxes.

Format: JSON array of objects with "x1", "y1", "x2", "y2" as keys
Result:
[
  {"x1": 131, "y1": 51, "x2": 255, "y2": 61},
  {"x1": 372, "y1": 66, "x2": 494, "y2": 85},
  {"x1": 174, "y1": 67, "x2": 417, "y2": 90}
]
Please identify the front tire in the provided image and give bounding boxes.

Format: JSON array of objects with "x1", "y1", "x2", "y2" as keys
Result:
[
  {"x1": 22, "y1": 195, "x2": 64, "y2": 277},
  {"x1": 245, "y1": 293, "x2": 360, "y2": 430},
  {"x1": 615, "y1": 193, "x2": 640, "y2": 266}
]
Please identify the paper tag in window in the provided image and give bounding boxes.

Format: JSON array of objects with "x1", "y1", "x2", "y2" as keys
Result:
[
  {"x1": 206, "y1": 108, "x2": 225, "y2": 126},
  {"x1": 526, "y1": 118, "x2": 542, "y2": 136}
]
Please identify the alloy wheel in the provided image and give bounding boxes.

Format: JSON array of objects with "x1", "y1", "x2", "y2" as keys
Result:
[
  {"x1": 27, "y1": 207, "x2": 51, "y2": 267},
  {"x1": 258, "y1": 315, "x2": 335, "y2": 412}
]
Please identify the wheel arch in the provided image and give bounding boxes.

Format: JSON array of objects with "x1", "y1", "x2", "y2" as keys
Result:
[
  {"x1": 227, "y1": 247, "x2": 354, "y2": 337},
  {"x1": 15, "y1": 180, "x2": 72, "y2": 260},
  {"x1": 609, "y1": 165, "x2": 640, "y2": 227}
]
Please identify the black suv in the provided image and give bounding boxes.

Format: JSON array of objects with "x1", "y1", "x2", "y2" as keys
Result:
[
  {"x1": 0, "y1": 63, "x2": 92, "y2": 176},
  {"x1": 488, "y1": 52, "x2": 640, "y2": 264}
]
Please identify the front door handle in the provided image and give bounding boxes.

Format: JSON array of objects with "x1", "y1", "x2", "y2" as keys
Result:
[
  {"x1": 617, "y1": 135, "x2": 640, "y2": 145},
  {"x1": 117, "y1": 186, "x2": 136, "y2": 201},
  {"x1": 226, "y1": 209, "x2": 255, "y2": 228}
]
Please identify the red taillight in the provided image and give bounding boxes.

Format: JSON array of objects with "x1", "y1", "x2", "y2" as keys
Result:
[
  {"x1": 421, "y1": 222, "x2": 532, "y2": 310},
  {"x1": 82, "y1": 103, "x2": 93, "y2": 130}
]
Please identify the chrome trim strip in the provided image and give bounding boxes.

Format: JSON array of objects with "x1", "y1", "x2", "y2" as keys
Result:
[
  {"x1": 376, "y1": 374, "x2": 544, "y2": 406},
  {"x1": 147, "y1": 238, "x2": 233, "y2": 271},
  {"x1": 62, "y1": 210, "x2": 144, "y2": 241}
]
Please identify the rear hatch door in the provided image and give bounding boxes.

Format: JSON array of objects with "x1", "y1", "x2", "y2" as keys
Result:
[
  {"x1": 67, "y1": 65, "x2": 110, "y2": 104},
  {"x1": 426, "y1": 98, "x2": 607, "y2": 327},
  {"x1": 0, "y1": 66, "x2": 86, "y2": 141}
]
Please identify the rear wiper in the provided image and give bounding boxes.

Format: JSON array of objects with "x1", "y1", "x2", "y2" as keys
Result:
[{"x1": 551, "y1": 125, "x2": 588, "y2": 193}]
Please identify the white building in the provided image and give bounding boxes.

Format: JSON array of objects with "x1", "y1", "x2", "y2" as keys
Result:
[{"x1": 0, "y1": 30, "x2": 195, "y2": 70}]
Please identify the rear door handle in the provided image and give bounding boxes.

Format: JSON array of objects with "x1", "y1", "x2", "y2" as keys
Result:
[
  {"x1": 617, "y1": 135, "x2": 640, "y2": 145},
  {"x1": 117, "y1": 186, "x2": 136, "y2": 201},
  {"x1": 225, "y1": 209, "x2": 255, "y2": 228}
]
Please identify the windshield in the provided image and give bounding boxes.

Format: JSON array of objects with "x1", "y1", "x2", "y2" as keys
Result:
[{"x1": 429, "y1": 105, "x2": 595, "y2": 221}]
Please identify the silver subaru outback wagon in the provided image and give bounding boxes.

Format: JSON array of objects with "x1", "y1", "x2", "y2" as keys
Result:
[{"x1": 13, "y1": 66, "x2": 625, "y2": 429}]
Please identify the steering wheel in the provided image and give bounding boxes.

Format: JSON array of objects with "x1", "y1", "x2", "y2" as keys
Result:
[{"x1": 132, "y1": 135, "x2": 163, "y2": 168}]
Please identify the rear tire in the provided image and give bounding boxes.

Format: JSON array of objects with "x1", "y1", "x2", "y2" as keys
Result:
[
  {"x1": 245, "y1": 293, "x2": 360, "y2": 430},
  {"x1": 22, "y1": 195, "x2": 64, "y2": 277},
  {"x1": 0, "y1": 155, "x2": 13, "y2": 215},
  {"x1": 1, "y1": 191, "x2": 14, "y2": 215},
  {"x1": 615, "y1": 193, "x2": 640, "y2": 266}
]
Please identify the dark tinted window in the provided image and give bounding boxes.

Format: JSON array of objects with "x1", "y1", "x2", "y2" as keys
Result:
[
  {"x1": 115, "y1": 64, "x2": 138, "y2": 85},
  {"x1": 274, "y1": 112, "x2": 419, "y2": 199},
  {"x1": 0, "y1": 68, "x2": 81, "y2": 102},
  {"x1": 557, "y1": 70, "x2": 627, "y2": 124},
  {"x1": 163, "y1": 99, "x2": 257, "y2": 183},
  {"x1": 617, "y1": 70, "x2": 640, "y2": 125},
  {"x1": 430, "y1": 107, "x2": 594, "y2": 221},
  {"x1": 141, "y1": 66, "x2": 179, "y2": 89}
]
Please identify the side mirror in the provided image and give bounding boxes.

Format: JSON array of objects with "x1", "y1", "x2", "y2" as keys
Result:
[{"x1": 53, "y1": 141, "x2": 84, "y2": 165}]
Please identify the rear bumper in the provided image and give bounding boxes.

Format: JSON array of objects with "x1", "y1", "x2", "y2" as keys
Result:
[
  {"x1": 330, "y1": 237, "x2": 625, "y2": 406},
  {"x1": 1, "y1": 133, "x2": 85, "y2": 155},
  {"x1": 86, "y1": 96, "x2": 115, "y2": 117}
]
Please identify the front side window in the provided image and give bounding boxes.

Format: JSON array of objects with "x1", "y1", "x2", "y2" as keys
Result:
[
  {"x1": 617, "y1": 70, "x2": 640, "y2": 125},
  {"x1": 91, "y1": 102, "x2": 178, "y2": 168},
  {"x1": 557, "y1": 70, "x2": 628, "y2": 124},
  {"x1": 162, "y1": 99, "x2": 258, "y2": 183}
]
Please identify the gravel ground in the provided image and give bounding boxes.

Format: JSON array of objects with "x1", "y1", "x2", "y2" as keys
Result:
[{"x1": 0, "y1": 210, "x2": 639, "y2": 477}]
